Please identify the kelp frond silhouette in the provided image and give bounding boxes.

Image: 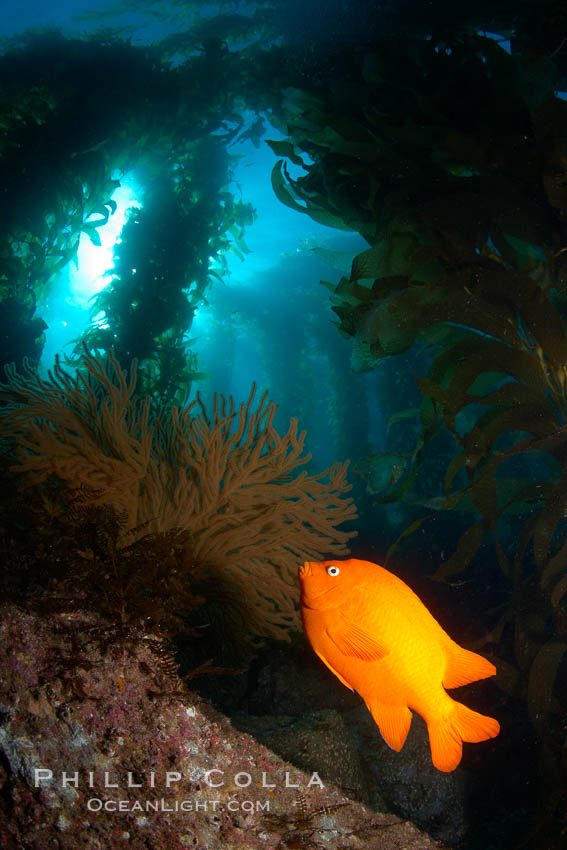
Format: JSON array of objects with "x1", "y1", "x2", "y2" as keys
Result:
[{"x1": 0, "y1": 348, "x2": 357, "y2": 640}]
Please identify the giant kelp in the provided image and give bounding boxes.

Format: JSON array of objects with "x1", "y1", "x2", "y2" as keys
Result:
[
  {"x1": 3, "y1": 4, "x2": 567, "y2": 840},
  {"x1": 80, "y1": 142, "x2": 255, "y2": 406},
  {"x1": 0, "y1": 30, "x2": 256, "y2": 402},
  {"x1": 0, "y1": 33, "x2": 155, "y2": 304},
  {"x1": 0, "y1": 348, "x2": 357, "y2": 642},
  {"x1": 267, "y1": 25, "x2": 567, "y2": 841}
]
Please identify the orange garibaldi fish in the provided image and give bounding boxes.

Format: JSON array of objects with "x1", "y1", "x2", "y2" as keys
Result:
[{"x1": 298, "y1": 558, "x2": 500, "y2": 772}]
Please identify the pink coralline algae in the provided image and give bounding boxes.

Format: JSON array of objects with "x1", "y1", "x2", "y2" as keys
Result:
[{"x1": 0, "y1": 602, "x2": 447, "y2": 850}]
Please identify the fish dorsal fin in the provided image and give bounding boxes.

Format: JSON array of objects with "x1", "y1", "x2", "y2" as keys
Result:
[
  {"x1": 326, "y1": 616, "x2": 389, "y2": 661},
  {"x1": 442, "y1": 641, "x2": 497, "y2": 689}
]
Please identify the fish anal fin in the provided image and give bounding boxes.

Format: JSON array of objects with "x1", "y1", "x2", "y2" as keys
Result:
[
  {"x1": 443, "y1": 642, "x2": 497, "y2": 689},
  {"x1": 326, "y1": 617, "x2": 389, "y2": 661},
  {"x1": 367, "y1": 701, "x2": 412, "y2": 751},
  {"x1": 427, "y1": 701, "x2": 500, "y2": 772}
]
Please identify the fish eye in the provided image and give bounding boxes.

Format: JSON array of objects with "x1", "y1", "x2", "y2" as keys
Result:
[{"x1": 326, "y1": 565, "x2": 340, "y2": 577}]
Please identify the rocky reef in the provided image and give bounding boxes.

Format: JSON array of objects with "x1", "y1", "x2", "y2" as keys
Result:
[{"x1": 0, "y1": 602, "x2": 446, "y2": 850}]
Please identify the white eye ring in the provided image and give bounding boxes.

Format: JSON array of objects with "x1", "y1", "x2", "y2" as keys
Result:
[{"x1": 326, "y1": 565, "x2": 340, "y2": 576}]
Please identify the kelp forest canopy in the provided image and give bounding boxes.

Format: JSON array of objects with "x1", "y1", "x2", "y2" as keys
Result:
[{"x1": 3, "y1": 0, "x2": 567, "y2": 834}]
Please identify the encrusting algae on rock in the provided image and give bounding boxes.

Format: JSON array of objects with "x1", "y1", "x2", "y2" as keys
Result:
[{"x1": 0, "y1": 601, "x2": 447, "y2": 850}]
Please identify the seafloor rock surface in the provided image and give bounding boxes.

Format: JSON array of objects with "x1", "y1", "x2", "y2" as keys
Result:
[
  {"x1": 0, "y1": 603, "x2": 447, "y2": 850},
  {"x1": 239, "y1": 643, "x2": 468, "y2": 844}
]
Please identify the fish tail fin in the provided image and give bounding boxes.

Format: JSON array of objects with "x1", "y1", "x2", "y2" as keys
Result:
[
  {"x1": 427, "y1": 700, "x2": 500, "y2": 772},
  {"x1": 442, "y1": 640, "x2": 497, "y2": 689}
]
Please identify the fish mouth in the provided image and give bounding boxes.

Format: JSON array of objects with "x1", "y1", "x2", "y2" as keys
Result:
[{"x1": 298, "y1": 561, "x2": 312, "y2": 579}]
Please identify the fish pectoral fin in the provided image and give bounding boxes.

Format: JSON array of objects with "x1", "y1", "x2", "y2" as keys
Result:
[
  {"x1": 326, "y1": 617, "x2": 389, "y2": 661},
  {"x1": 442, "y1": 640, "x2": 497, "y2": 689},
  {"x1": 368, "y1": 701, "x2": 412, "y2": 751}
]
